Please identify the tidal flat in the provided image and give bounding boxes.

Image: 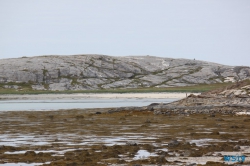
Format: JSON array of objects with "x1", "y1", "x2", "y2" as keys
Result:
[{"x1": 0, "y1": 109, "x2": 249, "y2": 166}]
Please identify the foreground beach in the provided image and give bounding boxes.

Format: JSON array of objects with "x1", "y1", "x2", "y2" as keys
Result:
[{"x1": 0, "y1": 108, "x2": 249, "y2": 166}]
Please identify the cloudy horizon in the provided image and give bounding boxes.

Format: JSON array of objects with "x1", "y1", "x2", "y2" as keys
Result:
[{"x1": 1, "y1": 0, "x2": 250, "y2": 66}]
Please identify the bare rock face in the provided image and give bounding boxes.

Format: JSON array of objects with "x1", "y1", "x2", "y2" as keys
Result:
[
  {"x1": 31, "y1": 85, "x2": 45, "y2": 90},
  {"x1": 0, "y1": 54, "x2": 250, "y2": 91}
]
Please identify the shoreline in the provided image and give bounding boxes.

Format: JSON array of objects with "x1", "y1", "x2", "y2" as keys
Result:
[
  {"x1": 1, "y1": 109, "x2": 249, "y2": 165},
  {"x1": 0, "y1": 92, "x2": 200, "y2": 100}
]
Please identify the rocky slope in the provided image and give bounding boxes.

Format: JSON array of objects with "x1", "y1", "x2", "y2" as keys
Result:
[
  {"x1": 148, "y1": 79, "x2": 250, "y2": 115},
  {"x1": 0, "y1": 54, "x2": 250, "y2": 91}
]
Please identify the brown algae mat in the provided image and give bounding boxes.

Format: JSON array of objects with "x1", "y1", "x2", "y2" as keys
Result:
[{"x1": 0, "y1": 109, "x2": 250, "y2": 166}]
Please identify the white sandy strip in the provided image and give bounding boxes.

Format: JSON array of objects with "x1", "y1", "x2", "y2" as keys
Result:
[
  {"x1": 236, "y1": 112, "x2": 250, "y2": 115},
  {"x1": 0, "y1": 93, "x2": 200, "y2": 100}
]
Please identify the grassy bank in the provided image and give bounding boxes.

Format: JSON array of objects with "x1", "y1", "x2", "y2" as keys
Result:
[{"x1": 0, "y1": 82, "x2": 233, "y2": 95}]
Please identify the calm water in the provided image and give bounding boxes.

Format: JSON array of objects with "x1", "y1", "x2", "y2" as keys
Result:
[{"x1": 0, "y1": 98, "x2": 177, "y2": 111}]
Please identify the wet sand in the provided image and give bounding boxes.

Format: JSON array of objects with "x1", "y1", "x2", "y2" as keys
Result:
[
  {"x1": 0, "y1": 92, "x2": 199, "y2": 100},
  {"x1": 0, "y1": 108, "x2": 249, "y2": 165}
]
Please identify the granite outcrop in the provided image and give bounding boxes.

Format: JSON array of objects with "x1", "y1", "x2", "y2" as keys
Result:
[
  {"x1": 0, "y1": 54, "x2": 250, "y2": 91},
  {"x1": 107, "y1": 80, "x2": 250, "y2": 115},
  {"x1": 151, "y1": 79, "x2": 250, "y2": 115}
]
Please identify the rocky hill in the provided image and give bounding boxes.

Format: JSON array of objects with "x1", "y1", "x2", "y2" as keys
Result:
[
  {"x1": 0, "y1": 54, "x2": 250, "y2": 91},
  {"x1": 149, "y1": 79, "x2": 250, "y2": 115}
]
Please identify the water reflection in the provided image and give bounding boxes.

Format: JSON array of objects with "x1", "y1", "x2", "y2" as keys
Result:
[{"x1": 0, "y1": 98, "x2": 177, "y2": 111}]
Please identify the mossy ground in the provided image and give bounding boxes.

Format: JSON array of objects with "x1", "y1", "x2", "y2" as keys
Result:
[{"x1": 0, "y1": 82, "x2": 232, "y2": 94}]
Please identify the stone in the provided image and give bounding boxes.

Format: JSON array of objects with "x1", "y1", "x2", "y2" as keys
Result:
[
  {"x1": 126, "y1": 141, "x2": 137, "y2": 146},
  {"x1": 24, "y1": 151, "x2": 36, "y2": 156},
  {"x1": 215, "y1": 153, "x2": 222, "y2": 157},
  {"x1": 233, "y1": 145, "x2": 240, "y2": 150},
  {"x1": 0, "y1": 54, "x2": 249, "y2": 91},
  {"x1": 32, "y1": 85, "x2": 45, "y2": 90},
  {"x1": 238, "y1": 139, "x2": 249, "y2": 145},
  {"x1": 185, "y1": 163, "x2": 196, "y2": 166},
  {"x1": 3, "y1": 85, "x2": 20, "y2": 89},
  {"x1": 168, "y1": 139, "x2": 179, "y2": 147}
]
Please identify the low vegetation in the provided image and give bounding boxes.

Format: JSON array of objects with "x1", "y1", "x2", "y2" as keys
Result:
[{"x1": 0, "y1": 82, "x2": 233, "y2": 94}]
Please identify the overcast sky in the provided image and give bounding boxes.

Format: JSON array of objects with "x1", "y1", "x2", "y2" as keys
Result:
[{"x1": 0, "y1": 0, "x2": 250, "y2": 66}]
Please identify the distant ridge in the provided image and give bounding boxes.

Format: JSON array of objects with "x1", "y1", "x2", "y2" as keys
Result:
[{"x1": 0, "y1": 54, "x2": 249, "y2": 91}]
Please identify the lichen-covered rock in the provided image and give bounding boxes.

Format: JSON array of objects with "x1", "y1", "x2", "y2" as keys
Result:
[
  {"x1": 0, "y1": 55, "x2": 249, "y2": 91},
  {"x1": 151, "y1": 80, "x2": 250, "y2": 115},
  {"x1": 31, "y1": 85, "x2": 45, "y2": 90},
  {"x1": 3, "y1": 85, "x2": 20, "y2": 89}
]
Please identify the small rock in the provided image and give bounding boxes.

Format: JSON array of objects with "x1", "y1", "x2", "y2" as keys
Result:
[
  {"x1": 185, "y1": 163, "x2": 197, "y2": 166},
  {"x1": 215, "y1": 123, "x2": 221, "y2": 127},
  {"x1": 24, "y1": 151, "x2": 36, "y2": 156},
  {"x1": 215, "y1": 153, "x2": 222, "y2": 157},
  {"x1": 238, "y1": 139, "x2": 249, "y2": 144},
  {"x1": 48, "y1": 115, "x2": 54, "y2": 120},
  {"x1": 182, "y1": 150, "x2": 190, "y2": 157},
  {"x1": 95, "y1": 112, "x2": 102, "y2": 114},
  {"x1": 215, "y1": 118, "x2": 224, "y2": 121},
  {"x1": 168, "y1": 139, "x2": 179, "y2": 147},
  {"x1": 233, "y1": 145, "x2": 240, "y2": 150},
  {"x1": 126, "y1": 141, "x2": 137, "y2": 146},
  {"x1": 204, "y1": 152, "x2": 213, "y2": 156}
]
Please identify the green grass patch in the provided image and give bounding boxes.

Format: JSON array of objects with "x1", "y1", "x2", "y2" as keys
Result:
[
  {"x1": 71, "y1": 77, "x2": 78, "y2": 85},
  {"x1": 0, "y1": 82, "x2": 233, "y2": 94},
  {"x1": 42, "y1": 69, "x2": 48, "y2": 75}
]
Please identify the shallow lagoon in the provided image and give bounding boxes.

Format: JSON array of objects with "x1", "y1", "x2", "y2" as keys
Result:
[{"x1": 0, "y1": 98, "x2": 177, "y2": 111}]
